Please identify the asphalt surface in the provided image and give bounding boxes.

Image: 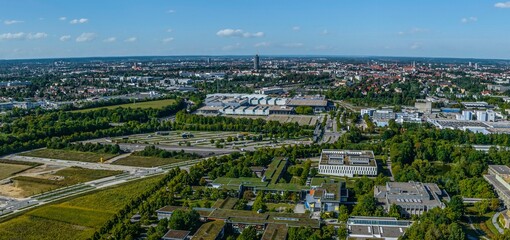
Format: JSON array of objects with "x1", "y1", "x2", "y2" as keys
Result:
[
  {"x1": 4, "y1": 155, "x2": 142, "y2": 172},
  {"x1": 116, "y1": 143, "x2": 239, "y2": 156}
]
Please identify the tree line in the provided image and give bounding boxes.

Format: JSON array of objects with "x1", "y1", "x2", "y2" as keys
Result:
[{"x1": 133, "y1": 146, "x2": 200, "y2": 160}]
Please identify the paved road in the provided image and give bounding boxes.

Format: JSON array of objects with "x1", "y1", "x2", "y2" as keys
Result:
[
  {"x1": 466, "y1": 215, "x2": 491, "y2": 240},
  {"x1": 94, "y1": 142, "x2": 240, "y2": 156},
  {"x1": 4, "y1": 155, "x2": 143, "y2": 173},
  {"x1": 492, "y1": 211, "x2": 505, "y2": 234},
  {"x1": 104, "y1": 153, "x2": 133, "y2": 164},
  {"x1": 333, "y1": 100, "x2": 359, "y2": 112},
  {"x1": 387, "y1": 156, "x2": 395, "y2": 181}
]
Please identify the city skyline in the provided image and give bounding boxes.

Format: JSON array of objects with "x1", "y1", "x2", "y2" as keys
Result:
[{"x1": 1, "y1": 0, "x2": 510, "y2": 59}]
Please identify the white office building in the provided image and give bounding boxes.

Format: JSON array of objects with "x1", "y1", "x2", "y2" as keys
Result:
[
  {"x1": 476, "y1": 110, "x2": 496, "y2": 122},
  {"x1": 361, "y1": 108, "x2": 376, "y2": 117},
  {"x1": 347, "y1": 217, "x2": 413, "y2": 240},
  {"x1": 318, "y1": 150, "x2": 378, "y2": 177},
  {"x1": 461, "y1": 110, "x2": 473, "y2": 121}
]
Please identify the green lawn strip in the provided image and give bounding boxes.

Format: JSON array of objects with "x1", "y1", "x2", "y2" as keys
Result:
[
  {"x1": 72, "y1": 99, "x2": 176, "y2": 113},
  {"x1": 0, "y1": 215, "x2": 95, "y2": 240},
  {"x1": 28, "y1": 205, "x2": 113, "y2": 228},
  {"x1": 0, "y1": 176, "x2": 163, "y2": 240},
  {"x1": 0, "y1": 163, "x2": 34, "y2": 180}
]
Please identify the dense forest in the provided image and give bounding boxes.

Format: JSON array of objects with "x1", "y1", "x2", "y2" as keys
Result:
[
  {"x1": 326, "y1": 80, "x2": 424, "y2": 106},
  {"x1": 0, "y1": 99, "x2": 186, "y2": 156}
]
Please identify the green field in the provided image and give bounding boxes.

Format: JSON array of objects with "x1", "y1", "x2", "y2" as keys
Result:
[
  {"x1": 11, "y1": 167, "x2": 122, "y2": 197},
  {"x1": 0, "y1": 163, "x2": 33, "y2": 180},
  {"x1": 112, "y1": 155, "x2": 183, "y2": 167},
  {"x1": 0, "y1": 176, "x2": 163, "y2": 240},
  {"x1": 73, "y1": 99, "x2": 177, "y2": 113},
  {"x1": 20, "y1": 149, "x2": 117, "y2": 163}
]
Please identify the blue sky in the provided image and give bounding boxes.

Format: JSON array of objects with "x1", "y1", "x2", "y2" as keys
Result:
[{"x1": 1, "y1": 0, "x2": 510, "y2": 59}]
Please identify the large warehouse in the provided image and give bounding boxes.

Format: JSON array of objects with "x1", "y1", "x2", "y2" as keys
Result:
[{"x1": 197, "y1": 93, "x2": 334, "y2": 116}]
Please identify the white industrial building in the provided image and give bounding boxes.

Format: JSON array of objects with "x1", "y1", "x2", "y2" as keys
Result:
[
  {"x1": 318, "y1": 150, "x2": 378, "y2": 177},
  {"x1": 374, "y1": 181, "x2": 449, "y2": 216},
  {"x1": 198, "y1": 93, "x2": 332, "y2": 116},
  {"x1": 476, "y1": 110, "x2": 496, "y2": 122}
]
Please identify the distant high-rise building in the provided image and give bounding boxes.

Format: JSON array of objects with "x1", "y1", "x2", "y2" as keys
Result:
[
  {"x1": 207, "y1": 58, "x2": 211, "y2": 64},
  {"x1": 254, "y1": 54, "x2": 260, "y2": 70}
]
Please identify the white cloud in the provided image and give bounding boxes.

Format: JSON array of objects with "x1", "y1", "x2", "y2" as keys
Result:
[
  {"x1": 398, "y1": 27, "x2": 428, "y2": 35},
  {"x1": 167, "y1": 28, "x2": 173, "y2": 33},
  {"x1": 4, "y1": 20, "x2": 23, "y2": 25},
  {"x1": 0, "y1": 32, "x2": 47, "y2": 40},
  {"x1": 314, "y1": 45, "x2": 333, "y2": 50},
  {"x1": 254, "y1": 42, "x2": 270, "y2": 47},
  {"x1": 495, "y1": 2, "x2": 510, "y2": 8},
  {"x1": 29, "y1": 33, "x2": 46, "y2": 39},
  {"x1": 292, "y1": 26, "x2": 300, "y2": 31},
  {"x1": 59, "y1": 17, "x2": 67, "y2": 21},
  {"x1": 125, "y1": 37, "x2": 137, "y2": 42},
  {"x1": 162, "y1": 37, "x2": 174, "y2": 43},
  {"x1": 60, "y1": 35, "x2": 71, "y2": 41},
  {"x1": 222, "y1": 43, "x2": 242, "y2": 51},
  {"x1": 282, "y1": 43, "x2": 304, "y2": 48},
  {"x1": 216, "y1": 29, "x2": 265, "y2": 38},
  {"x1": 0, "y1": 32, "x2": 26, "y2": 40},
  {"x1": 461, "y1": 16, "x2": 478, "y2": 23},
  {"x1": 321, "y1": 29, "x2": 329, "y2": 35},
  {"x1": 410, "y1": 42, "x2": 421, "y2": 50},
  {"x1": 27, "y1": 32, "x2": 47, "y2": 40},
  {"x1": 103, "y1": 37, "x2": 116, "y2": 43},
  {"x1": 167, "y1": 9, "x2": 176, "y2": 13},
  {"x1": 76, "y1": 32, "x2": 96, "y2": 42},
  {"x1": 70, "y1": 18, "x2": 88, "y2": 24}
]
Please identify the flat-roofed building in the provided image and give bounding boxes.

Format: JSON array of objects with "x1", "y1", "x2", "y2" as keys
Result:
[
  {"x1": 414, "y1": 99, "x2": 432, "y2": 114},
  {"x1": 261, "y1": 223, "x2": 288, "y2": 240},
  {"x1": 462, "y1": 101, "x2": 491, "y2": 109},
  {"x1": 305, "y1": 181, "x2": 348, "y2": 212},
  {"x1": 347, "y1": 216, "x2": 413, "y2": 240},
  {"x1": 256, "y1": 87, "x2": 285, "y2": 95},
  {"x1": 162, "y1": 230, "x2": 190, "y2": 240},
  {"x1": 361, "y1": 108, "x2": 375, "y2": 117},
  {"x1": 156, "y1": 206, "x2": 183, "y2": 220},
  {"x1": 374, "y1": 182, "x2": 449, "y2": 216},
  {"x1": 318, "y1": 150, "x2": 378, "y2": 177},
  {"x1": 196, "y1": 106, "x2": 223, "y2": 115},
  {"x1": 268, "y1": 106, "x2": 294, "y2": 115},
  {"x1": 193, "y1": 220, "x2": 225, "y2": 240},
  {"x1": 484, "y1": 165, "x2": 510, "y2": 208},
  {"x1": 287, "y1": 98, "x2": 329, "y2": 113}
]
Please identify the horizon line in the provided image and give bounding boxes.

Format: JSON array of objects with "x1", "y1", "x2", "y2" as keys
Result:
[{"x1": 1, "y1": 54, "x2": 509, "y2": 62}]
